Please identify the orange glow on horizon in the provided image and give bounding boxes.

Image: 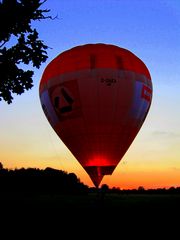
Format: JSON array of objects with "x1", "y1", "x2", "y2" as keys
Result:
[{"x1": 101, "y1": 168, "x2": 180, "y2": 190}]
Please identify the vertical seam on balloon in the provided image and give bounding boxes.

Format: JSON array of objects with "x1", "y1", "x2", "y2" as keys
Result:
[
  {"x1": 75, "y1": 76, "x2": 89, "y2": 168},
  {"x1": 109, "y1": 67, "x2": 119, "y2": 165},
  {"x1": 112, "y1": 55, "x2": 125, "y2": 160},
  {"x1": 97, "y1": 68, "x2": 101, "y2": 167},
  {"x1": 90, "y1": 54, "x2": 96, "y2": 69},
  {"x1": 114, "y1": 69, "x2": 124, "y2": 164}
]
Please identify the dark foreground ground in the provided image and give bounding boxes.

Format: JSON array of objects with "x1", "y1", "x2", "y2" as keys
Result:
[
  {"x1": 1, "y1": 167, "x2": 179, "y2": 236},
  {"x1": 1, "y1": 191, "x2": 179, "y2": 237},
  {"x1": 1, "y1": 191, "x2": 180, "y2": 217}
]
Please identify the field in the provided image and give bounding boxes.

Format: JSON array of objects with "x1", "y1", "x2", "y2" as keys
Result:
[
  {"x1": 1, "y1": 191, "x2": 179, "y2": 235},
  {"x1": 1, "y1": 191, "x2": 180, "y2": 213}
]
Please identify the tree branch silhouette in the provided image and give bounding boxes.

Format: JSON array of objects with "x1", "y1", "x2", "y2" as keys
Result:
[{"x1": 0, "y1": 0, "x2": 53, "y2": 103}]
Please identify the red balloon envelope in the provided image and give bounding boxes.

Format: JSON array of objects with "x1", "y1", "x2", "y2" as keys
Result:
[{"x1": 39, "y1": 43, "x2": 153, "y2": 187}]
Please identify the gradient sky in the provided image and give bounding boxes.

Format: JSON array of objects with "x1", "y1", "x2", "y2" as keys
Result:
[{"x1": 0, "y1": 0, "x2": 180, "y2": 189}]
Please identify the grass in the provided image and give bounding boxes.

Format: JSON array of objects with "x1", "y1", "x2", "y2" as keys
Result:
[
  {"x1": 1, "y1": 191, "x2": 180, "y2": 212},
  {"x1": 1, "y1": 191, "x2": 179, "y2": 233}
]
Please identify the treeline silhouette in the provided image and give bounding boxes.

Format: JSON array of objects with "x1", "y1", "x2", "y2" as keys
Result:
[
  {"x1": 0, "y1": 163, "x2": 180, "y2": 195},
  {"x1": 0, "y1": 164, "x2": 88, "y2": 195}
]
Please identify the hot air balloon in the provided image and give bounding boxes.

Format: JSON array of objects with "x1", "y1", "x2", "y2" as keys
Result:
[{"x1": 39, "y1": 43, "x2": 152, "y2": 187}]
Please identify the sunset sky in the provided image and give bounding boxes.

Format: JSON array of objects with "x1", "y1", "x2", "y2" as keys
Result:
[{"x1": 0, "y1": 0, "x2": 180, "y2": 189}]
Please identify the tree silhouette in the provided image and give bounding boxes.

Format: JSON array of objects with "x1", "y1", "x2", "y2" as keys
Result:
[
  {"x1": 138, "y1": 186, "x2": 145, "y2": 192},
  {"x1": 0, "y1": 162, "x2": 3, "y2": 170},
  {"x1": 0, "y1": 166, "x2": 89, "y2": 194},
  {"x1": 0, "y1": 0, "x2": 52, "y2": 103}
]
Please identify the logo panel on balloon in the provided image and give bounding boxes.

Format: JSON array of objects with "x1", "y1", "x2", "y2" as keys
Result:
[
  {"x1": 48, "y1": 80, "x2": 82, "y2": 121},
  {"x1": 131, "y1": 80, "x2": 152, "y2": 121},
  {"x1": 40, "y1": 90, "x2": 59, "y2": 127}
]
